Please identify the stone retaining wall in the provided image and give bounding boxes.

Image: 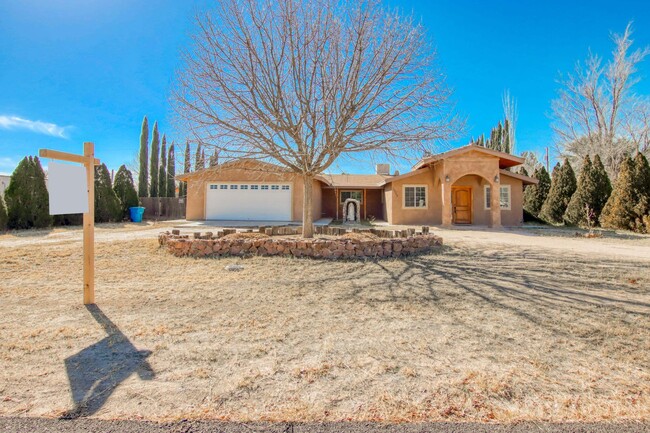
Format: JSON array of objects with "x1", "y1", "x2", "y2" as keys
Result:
[{"x1": 159, "y1": 231, "x2": 443, "y2": 260}]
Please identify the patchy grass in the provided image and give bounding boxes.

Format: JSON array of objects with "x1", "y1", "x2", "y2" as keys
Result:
[{"x1": 0, "y1": 226, "x2": 649, "y2": 422}]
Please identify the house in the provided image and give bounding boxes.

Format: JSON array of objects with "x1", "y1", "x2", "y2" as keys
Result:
[
  {"x1": 177, "y1": 144, "x2": 538, "y2": 227},
  {"x1": 0, "y1": 174, "x2": 9, "y2": 197}
]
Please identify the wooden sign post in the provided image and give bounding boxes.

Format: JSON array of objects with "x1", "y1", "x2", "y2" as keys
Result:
[{"x1": 40, "y1": 142, "x2": 99, "y2": 305}]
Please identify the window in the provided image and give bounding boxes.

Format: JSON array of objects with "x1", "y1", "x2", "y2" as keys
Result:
[
  {"x1": 500, "y1": 185, "x2": 511, "y2": 210},
  {"x1": 261, "y1": 185, "x2": 269, "y2": 190},
  {"x1": 282, "y1": 185, "x2": 290, "y2": 190},
  {"x1": 241, "y1": 185, "x2": 248, "y2": 190},
  {"x1": 210, "y1": 185, "x2": 219, "y2": 190},
  {"x1": 340, "y1": 190, "x2": 363, "y2": 203},
  {"x1": 403, "y1": 186, "x2": 427, "y2": 208},
  {"x1": 220, "y1": 184, "x2": 228, "y2": 190},
  {"x1": 271, "y1": 185, "x2": 279, "y2": 190},
  {"x1": 230, "y1": 185, "x2": 238, "y2": 190},
  {"x1": 485, "y1": 185, "x2": 511, "y2": 210},
  {"x1": 251, "y1": 184, "x2": 259, "y2": 190}
]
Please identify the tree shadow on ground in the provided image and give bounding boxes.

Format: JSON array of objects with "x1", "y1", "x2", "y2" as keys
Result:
[{"x1": 60, "y1": 305, "x2": 154, "y2": 419}]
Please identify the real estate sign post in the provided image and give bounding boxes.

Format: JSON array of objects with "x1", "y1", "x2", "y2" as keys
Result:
[{"x1": 40, "y1": 142, "x2": 99, "y2": 305}]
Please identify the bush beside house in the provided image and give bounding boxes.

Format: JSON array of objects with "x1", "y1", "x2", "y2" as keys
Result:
[
  {"x1": 5, "y1": 156, "x2": 52, "y2": 229},
  {"x1": 539, "y1": 159, "x2": 577, "y2": 224},
  {"x1": 113, "y1": 165, "x2": 140, "y2": 220},
  {"x1": 95, "y1": 163, "x2": 123, "y2": 223}
]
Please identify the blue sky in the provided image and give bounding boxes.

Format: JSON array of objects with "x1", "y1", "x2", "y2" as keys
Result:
[{"x1": 1, "y1": 0, "x2": 649, "y2": 175}]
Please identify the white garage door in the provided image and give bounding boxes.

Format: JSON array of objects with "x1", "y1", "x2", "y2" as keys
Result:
[{"x1": 205, "y1": 182, "x2": 292, "y2": 221}]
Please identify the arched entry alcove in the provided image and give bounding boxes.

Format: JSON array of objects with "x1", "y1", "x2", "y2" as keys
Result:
[{"x1": 443, "y1": 173, "x2": 502, "y2": 227}]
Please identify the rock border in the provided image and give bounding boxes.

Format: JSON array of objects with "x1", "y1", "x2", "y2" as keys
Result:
[{"x1": 159, "y1": 228, "x2": 442, "y2": 260}]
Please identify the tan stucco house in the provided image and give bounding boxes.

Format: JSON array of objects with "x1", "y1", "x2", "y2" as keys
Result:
[{"x1": 177, "y1": 144, "x2": 537, "y2": 227}]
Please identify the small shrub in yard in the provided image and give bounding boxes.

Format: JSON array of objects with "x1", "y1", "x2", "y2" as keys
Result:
[
  {"x1": 523, "y1": 165, "x2": 551, "y2": 217},
  {"x1": 600, "y1": 156, "x2": 636, "y2": 230},
  {"x1": 5, "y1": 156, "x2": 52, "y2": 229},
  {"x1": 0, "y1": 194, "x2": 7, "y2": 231},
  {"x1": 95, "y1": 163, "x2": 122, "y2": 223},
  {"x1": 113, "y1": 165, "x2": 139, "y2": 220},
  {"x1": 540, "y1": 159, "x2": 576, "y2": 224}
]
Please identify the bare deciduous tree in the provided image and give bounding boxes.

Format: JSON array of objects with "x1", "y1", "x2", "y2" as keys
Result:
[
  {"x1": 173, "y1": 0, "x2": 461, "y2": 237},
  {"x1": 502, "y1": 89, "x2": 518, "y2": 154},
  {"x1": 552, "y1": 23, "x2": 650, "y2": 178}
]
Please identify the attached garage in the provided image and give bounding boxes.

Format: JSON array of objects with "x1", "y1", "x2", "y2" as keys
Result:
[{"x1": 205, "y1": 182, "x2": 292, "y2": 221}]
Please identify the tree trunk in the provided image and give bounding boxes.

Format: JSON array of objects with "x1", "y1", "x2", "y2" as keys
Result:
[{"x1": 302, "y1": 174, "x2": 314, "y2": 238}]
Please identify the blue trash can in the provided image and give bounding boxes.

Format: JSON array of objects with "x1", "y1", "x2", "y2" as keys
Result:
[{"x1": 129, "y1": 206, "x2": 145, "y2": 223}]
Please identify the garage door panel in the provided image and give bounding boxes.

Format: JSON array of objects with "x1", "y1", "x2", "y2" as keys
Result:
[{"x1": 206, "y1": 183, "x2": 291, "y2": 221}]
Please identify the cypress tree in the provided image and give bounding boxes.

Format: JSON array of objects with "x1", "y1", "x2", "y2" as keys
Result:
[
  {"x1": 95, "y1": 163, "x2": 122, "y2": 223},
  {"x1": 195, "y1": 142, "x2": 203, "y2": 170},
  {"x1": 591, "y1": 154, "x2": 612, "y2": 217},
  {"x1": 138, "y1": 116, "x2": 149, "y2": 198},
  {"x1": 180, "y1": 141, "x2": 191, "y2": 197},
  {"x1": 600, "y1": 156, "x2": 636, "y2": 229},
  {"x1": 149, "y1": 121, "x2": 160, "y2": 197},
  {"x1": 524, "y1": 166, "x2": 551, "y2": 217},
  {"x1": 564, "y1": 155, "x2": 598, "y2": 226},
  {"x1": 0, "y1": 193, "x2": 7, "y2": 231},
  {"x1": 208, "y1": 151, "x2": 219, "y2": 167},
  {"x1": 5, "y1": 156, "x2": 52, "y2": 229},
  {"x1": 113, "y1": 165, "x2": 139, "y2": 220},
  {"x1": 632, "y1": 152, "x2": 650, "y2": 231},
  {"x1": 540, "y1": 159, "x2": 577, "y2": 224},
  {"x1": 167, "y1": 142, "x2": 176, "y2": 197},
  {"x1": 159, "y1": 134, "x2": 167, "y2": 197}
]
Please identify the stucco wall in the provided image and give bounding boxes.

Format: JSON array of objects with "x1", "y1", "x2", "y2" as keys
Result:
[
  {"x1": 387, "y1": 169, "x2": 437, "y2": 225},
  {"x1": 500, "y1": 175, "x2": 524, "y2": 226},
  {"x1": 184, "y1": 161, "x2": 317, "y2": 221}
]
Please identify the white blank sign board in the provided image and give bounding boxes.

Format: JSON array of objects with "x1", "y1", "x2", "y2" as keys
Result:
[{"x1": 48, "y1": 161, "x2": 88, "y2": 215}]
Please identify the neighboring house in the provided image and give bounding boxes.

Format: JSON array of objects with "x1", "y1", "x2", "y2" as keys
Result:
[
  {"x1": 177, "y1": 144, "x2": 538, "y2": 227},
  {"x1": 0, "y1": 174, "x2": 9, "y2": 197}
]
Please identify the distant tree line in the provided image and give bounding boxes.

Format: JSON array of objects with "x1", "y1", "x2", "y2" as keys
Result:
[
  {"x1": 0, "y1": 156, "x2": 140, "y2": 231},
  {"x1": 523, "y1": 151, "x2": 650, "y2": 232}
]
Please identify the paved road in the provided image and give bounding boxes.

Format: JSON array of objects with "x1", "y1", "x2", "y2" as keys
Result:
[{"x1": 1, "y1": 418, "x2": 648, "y2": 433}]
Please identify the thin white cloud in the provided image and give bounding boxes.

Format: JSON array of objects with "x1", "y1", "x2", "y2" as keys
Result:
[
  {"x1": 0, "y1": 115, "x2": 69, "y2": 138},
  {"x1": 0, "y1": 157, "x2": 17, "y2": 176}
]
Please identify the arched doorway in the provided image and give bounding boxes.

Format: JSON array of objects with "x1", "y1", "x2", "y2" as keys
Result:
[{"x1": 448, "y1": 174, "x2": 499, "y2": 226}]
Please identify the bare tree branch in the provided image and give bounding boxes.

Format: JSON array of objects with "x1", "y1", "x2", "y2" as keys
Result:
[{"x1": 172, "y1": 0, "x2": 462, "y2": 236}]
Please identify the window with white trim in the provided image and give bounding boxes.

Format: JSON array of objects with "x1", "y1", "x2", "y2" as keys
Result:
[
  {"x1": 220, "y1": 184, "x2": 228, "y2": 190},
  {"x1": 251, "y1": 185, "x2": 259, "y2": 190},
  {"x1": 281, "y1": 185, "x2": 290, "y2": 190},
  {"x1": 403, "y1": 185, "x2": 427, "y2": 208},
  {"x1": 241, "y1": 185, "x2": 248, "y2": 190},
  {"x1": 485, "y1": 185, "x2": 511, "y2": 210},
  {"x1": 499, "y1": 185, "x2": 511, "y2": 210},
  {"x1": 261, "y1": 185, "x2": 269, "y2": 190},
  {"x1": 210, "y1": 185, "x2": 218, "y2": 190},
  {"x1": 271, "y1": 185, "x2": 279, "y2": 190},
  {"x1": 230, "y1": 184, "x2": 238, "y2": 190}
]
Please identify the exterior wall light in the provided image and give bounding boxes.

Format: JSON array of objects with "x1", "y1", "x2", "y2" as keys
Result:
[
  {"x1": 445, "y1": 175, "x2": 450, "y2": 182},
  {"x1": 494, "y1": 174, "x2": 500, "y2": 183}
]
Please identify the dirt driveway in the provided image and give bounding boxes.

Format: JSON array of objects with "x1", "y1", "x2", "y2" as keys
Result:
[{"x1": 0, "y1": 223, "x2": 648, "y2": 424}]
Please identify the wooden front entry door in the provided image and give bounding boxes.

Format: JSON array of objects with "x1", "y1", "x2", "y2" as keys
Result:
[{"x1": 452, "y1": 187, "x2": 472, "y2": 224}]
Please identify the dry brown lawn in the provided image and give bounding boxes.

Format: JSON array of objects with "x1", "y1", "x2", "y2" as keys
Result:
[{"x1": 0, "y1": 223, "x2": 649, "y2": 423}]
